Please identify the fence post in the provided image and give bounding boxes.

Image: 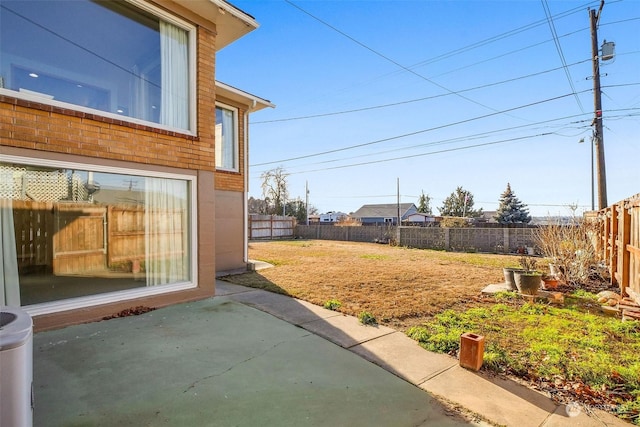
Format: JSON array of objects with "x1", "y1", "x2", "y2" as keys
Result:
[
  {"x1": 610, "y1": 206, "x2": 618, "y2": 287},
  {"x1": 444, "y1": 228, "x2": 450, "y2": 251},
  {"x1": 620, "y1": 203, "x2": 631, "y2": 295},
  {"x1": 503, "y1": 228, "x2": 510, "y2": 254}
]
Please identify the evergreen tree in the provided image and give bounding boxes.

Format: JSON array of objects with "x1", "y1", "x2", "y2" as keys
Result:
[
  {"x1": 439, "y1": 186, "x2": 482, "y2": 217},
  {"x1": 417, "y1": 190, "x2": 433, "y2": 215},
  {"x1": 494, "y1": 183, "x2": 531, "y2": 224}
]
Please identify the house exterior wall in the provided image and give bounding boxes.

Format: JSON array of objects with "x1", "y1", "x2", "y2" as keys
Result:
[
  {"x1": 0, "y1": 8, "x2": 219, "y2": 330},
  {"x1": 215, "y1": 189, "x2": 245, "y2": 272},
  {"x1": 214, "y1": 95, "x2": 248, "y2": 273}
]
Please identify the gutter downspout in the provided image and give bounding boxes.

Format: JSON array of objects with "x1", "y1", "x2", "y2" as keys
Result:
[{"x1": 243, "y1": 100, "x2": 256, "y2": 268}]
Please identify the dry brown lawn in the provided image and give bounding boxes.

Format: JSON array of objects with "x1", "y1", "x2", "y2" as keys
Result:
[{"x1": 221, "y1": 239, "x2": 523, "y2": 330}]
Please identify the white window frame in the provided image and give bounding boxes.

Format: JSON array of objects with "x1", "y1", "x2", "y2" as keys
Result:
[
  {"x1": 0, "y1": 0, "x2": 197, "y2": 135},
  {"x1": 0, "y1": 153, "x2": 198, "y2": 317},
  {"x1": 215, "y1": 102, "x2": 240, "y2": 172}
]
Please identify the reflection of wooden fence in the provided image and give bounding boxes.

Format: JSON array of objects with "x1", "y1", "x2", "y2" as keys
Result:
[
  {"x1": 53, "y1": 203, "x2": 106, "y2": 274},
  {"x1": 107, "y1": 205, "x2": 145, "y2": 268},
  {"x1": 12, "y1": 201, "x2": 185, "y2": 275},
  {"x1": 13, "y1": 200, "x2": 54, "y2": 274},
  {"x1": 596, "y1": 194, "x2": 640, "y2": 303},
  {"x1": 248, "y1": 214, "x2": 296, "y2": 240}
]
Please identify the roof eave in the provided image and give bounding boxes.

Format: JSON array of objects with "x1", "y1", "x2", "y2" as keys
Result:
[
  {"x1": 173, "y1": 0, "x2": 259, "y2": 50},
  {"x1": 216, "y1": 81, "x2": 275, "y2": 112}
]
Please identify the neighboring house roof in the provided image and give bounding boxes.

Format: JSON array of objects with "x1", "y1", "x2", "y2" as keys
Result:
[
  {"x1": 352, "y1": 203, "x2": 417, "y2": 219},
  {"x1": 406, "y1": 213, "x2": 437, "y2": 222},
  {"x1": 216, "y1": 81, "x2": 275, "y2": 111},
  {"x1": 476, "y1": 210, "x2": 498, "y2": 223},
  {"x1": 173, "y1": 0, "x2": 258, "y2": 50}
]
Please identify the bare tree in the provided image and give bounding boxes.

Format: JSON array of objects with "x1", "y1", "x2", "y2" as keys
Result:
[{"x1": 260, "y1": 167, "x2": 289, "y2": 215}]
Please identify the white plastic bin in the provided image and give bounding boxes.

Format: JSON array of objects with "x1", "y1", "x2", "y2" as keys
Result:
[{"x1": 0, "y1": 306, "x2": 33, "y2": 427}]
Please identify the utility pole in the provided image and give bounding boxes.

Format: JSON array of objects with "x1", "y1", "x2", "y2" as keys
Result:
[
  {"x1": 396, "y1": 178, "x2": 400, "y2": 225},
  {"x1": 590, "y1": 0, "x2": 607, "y2": 209},
  {"x1": 305, "y1": 180, "x2": 309, "y2": 226}
]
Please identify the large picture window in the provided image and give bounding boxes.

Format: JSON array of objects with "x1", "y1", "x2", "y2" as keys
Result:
[
  {"x1": 0, "y1": 158, "x2": 195, "y2": 313},
  {"x1": 215, "y1": 105, "x2": 239, "y2": 171},
  {"x1": 0, "y1": 0, "x2": 194, "y2": 132}
]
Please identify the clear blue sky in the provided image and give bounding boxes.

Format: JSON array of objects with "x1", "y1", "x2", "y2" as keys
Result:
[{"x1": 217, "y1": 0, "x2": 639, "y2": 217}]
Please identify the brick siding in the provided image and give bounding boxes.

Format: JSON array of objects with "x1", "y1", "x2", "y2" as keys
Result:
[{"x1": 0, "y1": 26, "x2": 217, "y2": 175}]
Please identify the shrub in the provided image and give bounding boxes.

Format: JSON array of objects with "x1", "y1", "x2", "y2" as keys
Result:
[{"x1": 534, "y1": 216, "x2": 604, "y2": 284}]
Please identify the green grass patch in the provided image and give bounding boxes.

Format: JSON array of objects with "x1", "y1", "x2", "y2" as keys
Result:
[{"x1": 407, "y1": 297, "x2": 640, "y2": 420}]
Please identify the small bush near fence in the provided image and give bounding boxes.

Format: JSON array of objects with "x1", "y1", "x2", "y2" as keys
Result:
[{"x1": 534, "y1": 218, "x2": 605, "y2": 285}]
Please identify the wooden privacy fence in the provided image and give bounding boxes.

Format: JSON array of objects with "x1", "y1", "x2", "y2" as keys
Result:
[
  {"x1": 596, "y1": 193, "x2": 640, "y2": 303},
  {"x1": 12, "y1": 201, "x2": 185, "y2": 275},
  {"x1": 248, "y1": 214, "x2": 296, "y2": 240}
]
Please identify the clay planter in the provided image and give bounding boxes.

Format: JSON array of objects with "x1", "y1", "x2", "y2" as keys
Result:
[
  {"x1": 459, "y1": 333, "x2": 485, "y2": 371},
  {"x1": 514, "y1": 271, "x2": 542, "y2": 295},
  {"x1": 542, "y1": 277, "x2": 559, "y2": 290},
  {"x1": 503, "y1": 268, "x2": 525, "y2": 291}
]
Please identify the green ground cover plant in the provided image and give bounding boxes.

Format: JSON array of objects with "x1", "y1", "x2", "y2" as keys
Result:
[
  {"x1": 323, "y1": 299, "x2": 342, "y2": 310},
  {"x1": 407, "y1": 291, "x2": 640, "y2": 425}
]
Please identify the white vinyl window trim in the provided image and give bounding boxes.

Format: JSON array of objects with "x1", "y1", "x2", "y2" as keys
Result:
[
  {"x1": 215, "y1": 103, "x2": 240, "y2": 172},
  {"x1": 0, "y1": 153, "x2": 198, "y2": 317},
  {"x1": 0, "y1": 0, "x2": 197, "y2": 135}
]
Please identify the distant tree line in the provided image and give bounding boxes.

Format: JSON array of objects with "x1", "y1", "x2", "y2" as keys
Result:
[{"x1": 256, "y1": 167, "x2": 531, "y2": 226}]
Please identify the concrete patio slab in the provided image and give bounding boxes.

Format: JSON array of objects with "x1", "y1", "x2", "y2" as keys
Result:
[
  {"x1": 419, "y1": 365, "x2": 556, "y2": 427},
  {"x1": 33, "y1": 298, "x2": 469, "y2": 426},
  {"x1": 350, "y1": 331, "x2": 458, "y2": 384},
  {"x1": 300, "y1": 314, "x2": 396, "y2": 349},
  {"x1": 544, "y1": 404, "x2": 628, "y2": 427},
  {"x1": 227, "y1": 288, "x2": 342, "y2": 325},
  {"x1": 214, "y1": 281, "x2": 256, "y2": 296}
]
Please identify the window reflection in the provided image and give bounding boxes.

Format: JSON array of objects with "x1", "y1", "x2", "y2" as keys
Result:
[
  {"x1": 0, "y1": 162, "x2": 191, "y2": 307},
  {"x1": 0, "y1": 0, "x2": 189, "y2": 130}
]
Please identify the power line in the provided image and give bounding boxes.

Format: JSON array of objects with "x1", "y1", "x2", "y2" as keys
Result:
[
  {"x1": 251, "y1": 107, "x2": 638, "y2": 177},
  {"x1": 253, "y1": 9, "x2": 638, "y2": 125},
  {"x1": 407, "y1": 1, "x2": 599, "y2": 71},
  {"x1": 541, "y1": 0, "x2": 585, "y2": 112},
  {"x1": 251, "y1": 91, "x2": 581, "y2": 167},
  {"x1": 252, "y1": 58, "x2": 592, "y2": 124},
  {"x1": 284, "y1": 132, "x2": 554, "y2": 176},
  {"x1": 283, "y1": 0, "x2": 522, "y2": 118}
]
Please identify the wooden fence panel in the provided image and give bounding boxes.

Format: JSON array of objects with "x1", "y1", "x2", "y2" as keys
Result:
[
  {"x1": 52, "y1": 203, "x2": 106, "y2": 275},
  {"x1": 625, "y1": 198, "x2": 640, "y2": 300},
  {"x1": 107, "y1": 205, "x2": 146, "y2": 268},
  {"x1": 11, "y1": 201, "x2": 186, "y2": 276},
  {"x1": 597, "y1": 194, "x2": 640, "y2": 303},
  {"x1": 12, "y1": 200, "x2": 54, "y2": 273},
  {"x1": 248, "y1": 214, "x2": 295, "y2": 240}
]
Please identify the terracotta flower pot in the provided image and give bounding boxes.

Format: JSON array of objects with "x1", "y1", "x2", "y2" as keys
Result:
[{"x1": 543, "y1": 278, "x2": 559, "y2": 289}]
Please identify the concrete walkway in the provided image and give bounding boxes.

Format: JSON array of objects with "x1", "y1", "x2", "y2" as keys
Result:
[{"x1": 32, "y1": 281, "x2": 628, "y2": 426}]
